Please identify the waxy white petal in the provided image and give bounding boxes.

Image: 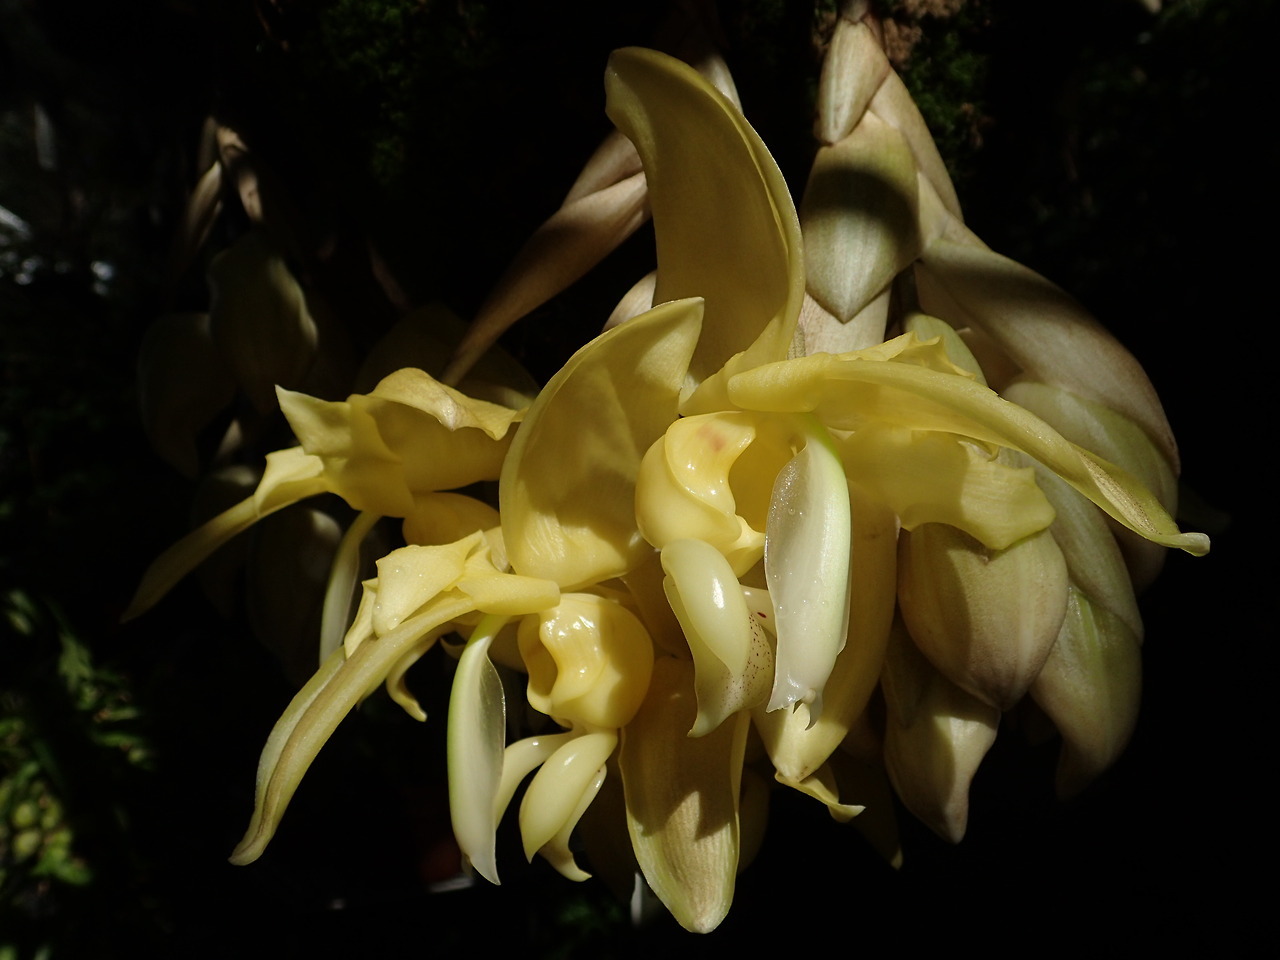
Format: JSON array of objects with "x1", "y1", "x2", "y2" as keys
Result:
[
  {"x1": 448, "y1": 617, "x2": 509, "y2": 884},
  {"x1": 764, "y1": 423, "x2": 852, "y2": 719}
]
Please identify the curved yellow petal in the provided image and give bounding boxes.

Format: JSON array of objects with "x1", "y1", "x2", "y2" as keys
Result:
[
  {"x1": 278, "y1": 369, "x2": 520, "y2": 517},
  {"x1": 636, "y1": 414, "x2": 756, "y2": 567},
  {"x1": 1003, "y1": 379, "x2": 1177, "y2": 513},
  {"x1": 775, "y1": 763, "x2": 863, "y2": 822},
  {"x1": 501, "y1": 298, "x2": 702, "y2": 589},
  {"x1": 123, "y1": 447, "x2": 328, "y2": 621},
  {"x1": 540, "y1": 764, "x2": 609, "y2": 882},
  {"x1": 661, "y1": 540, "x2": 773, "y2": 736},
  {"x1": 519, "y1": 730, "x2": 617, "y2": 866},
  {"x1": 837, "y1": 426, "x2": 1055, "y2": 550},
  {"x1": 728, "y1": 343, "x2": 1209, "y2": 556},
  {"x1": 230, "y1": 595, "x2": 475, "y2": 866},
  {"x1": 604, "y1": 47, "x2": 804, "y2": 411},
  {"x1": 372, "y1": 536, "x2": 480, "y2": 636}
]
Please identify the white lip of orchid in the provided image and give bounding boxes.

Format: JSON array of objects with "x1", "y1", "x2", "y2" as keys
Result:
[
  {"x1": 764, "y1": 416, "x2": 852, "y2": 722},
  {"x1": 447, "y1": 614, "x2": 510, "y2": 885}
]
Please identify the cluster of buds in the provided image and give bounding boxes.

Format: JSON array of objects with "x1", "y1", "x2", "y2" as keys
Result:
[{"x1": 129, "y1": 4, "x2": 1206, "y2": 935}]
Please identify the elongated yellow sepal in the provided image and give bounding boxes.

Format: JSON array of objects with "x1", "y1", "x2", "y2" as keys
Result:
[
  {"x1": 620, "y1": 658, "x2": 747, "y2": 933},
  {"x1": 605, "y1": 47, "x2": 804, "y2": 412}
]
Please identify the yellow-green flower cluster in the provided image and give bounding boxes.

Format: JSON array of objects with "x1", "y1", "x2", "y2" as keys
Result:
[{"x1": 130, "y1": 27, "x2": 1207, "y2": 936}]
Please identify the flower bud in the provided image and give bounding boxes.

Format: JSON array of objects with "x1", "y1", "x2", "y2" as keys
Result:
[
  {"x1": 1031, "y1": 588, "x2": 1142, "y2": 799},
  {"x1": 898, "y1": 522, "x2": 1069, "y2": 710},
  {"x1": 882, "y1": 619, "x2": 1000, "y2": 843},
  {"x1": 801, "y1": 112, "x2": 920, "y2": 324}
]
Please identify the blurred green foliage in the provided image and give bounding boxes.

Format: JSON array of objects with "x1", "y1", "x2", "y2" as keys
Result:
[{"x1": 0, "y1": 589, "x2": 152, "y2": 953}]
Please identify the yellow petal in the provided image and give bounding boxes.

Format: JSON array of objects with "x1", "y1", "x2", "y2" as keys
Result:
[
  {"x1": 903, "y1": 312, "x2": 987, "y2": 383},
  {"x1": 447, "y1": 617, "x2": 509, "y2": 884},
  {"x1": 230, "y1": 596, "x2": 475, "y2": 866},
  {"x1": 372, "y1": 536, "x2": 480, "y2": 636},
  {"x1": 539, "y1": 765, "x2": 609, "y2": 882},
  {"x1": 519, "y1": 730, "x2": 618, "y2": 867},
  {"x1": 384, "y1": 629, "x2": 449, "y2": 722},
  {"x1": 727, "y1": 342, "x2": 1209, "y2": 556},
  {"x1": 1003, "y1": 379, "x2": 1179, "y2": 589},
  {"x1": 123, "y1": 447, "x2": 328, "y2": 620},
  {"x1": 1002, "y1": 380, "x2": 1177, "y2": 512},
  {"x1": 277, "y1": 387, "x2": 409, "y2": 515},
  {"x1": 501, "y1": 298, "x2": 701, "y2": 589},
  {"x1": 837, "y1": 425, "x2": 1055, "y2": 550},
  {"x1": 279, "y1": 370, "x2": 520, "y2": 516},
  {"x1": 775, "y1": 763, "x2": 863, "y2": 822},
  {"x1": 604, "y1": 48, "x2": 804, "y2": 411},
  {"x1": 637, "y1": 412, "x2": 792, "y2": 574},
  {"x1": 620, "y1": 658, "x2": 748, "y2": 933},
  {"x1": 661, "y1": 540, "x2": 772, "y2": 736}
]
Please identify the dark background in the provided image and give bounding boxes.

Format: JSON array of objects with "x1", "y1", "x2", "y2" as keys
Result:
[{"x1": 0, "y1": 0, "x2": 1266, "y2": 955}]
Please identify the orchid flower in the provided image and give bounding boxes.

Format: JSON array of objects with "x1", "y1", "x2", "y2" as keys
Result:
[
  {"x1": 125, "y1": 367, "x2": 524, "y2": 659},
  {"x1": 476, "y1": 44, "x2": 1208, "y2": 933},
  {"x1": 179, "y1": 16, "x2": 1209, "y2": 938}
]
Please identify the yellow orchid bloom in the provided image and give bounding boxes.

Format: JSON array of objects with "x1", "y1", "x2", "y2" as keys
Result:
[
  {"x1": 469, "y1": 46, "x2": 808, "y2": 932},
  {"x1": 124, "y1": 368, "x2": 524, "y2": 660},
  {"x1": 197, "y1": 24, "x2": 1208, "y2": 939},
  {"x1": 484, "y1": 41, "x2": 1210, "y2": 932}
]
